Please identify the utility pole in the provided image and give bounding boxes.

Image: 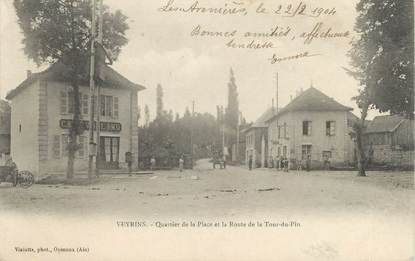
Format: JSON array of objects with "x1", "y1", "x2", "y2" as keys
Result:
[
  {"x1": 190, "y1": 100, "x2": 195, "y2": 169},
  {"x1": 88, "y1": 0, "x2": 97, "y2": 180},
  {"x1": 236, "y1": 111, "x2": 240, "y2": 164},
  {"x1": 221, "y1": 106, "x2": 225, "y2": 159},
  {"x1": 275, "y1": 73, "x2": 279, "y2": 161},
  {"x1": 95, "y1": 0, "x2": 103, "y2": 177}
]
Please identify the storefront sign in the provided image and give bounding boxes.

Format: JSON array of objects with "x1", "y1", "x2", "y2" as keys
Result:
[{"x1": 60, "y1": 119, "x2": 122, "y2": 132}]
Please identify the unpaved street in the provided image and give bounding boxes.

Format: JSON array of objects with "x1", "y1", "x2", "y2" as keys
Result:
[{"x1": 0, "y1": 160, "x2": 413, "y2": 261}]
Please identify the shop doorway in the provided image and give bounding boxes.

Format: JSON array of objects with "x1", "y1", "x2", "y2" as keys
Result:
[{"x1": 99, "y1": 136, "x2": 120, "y2": 169}]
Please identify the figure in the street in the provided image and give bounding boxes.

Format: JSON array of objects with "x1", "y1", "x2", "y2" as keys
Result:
[
  {"x1": 306, "y1": 154, "x2": 311, "y2": 172},
  {"x1": 283, "y1": 157, "x2": 289, "y2": 172},
  {"x1": 179, "y1": 156, "x2": 184, "y2": 172},
  {"x1": 248, "y1": 155, "x2": 253, "y2": 171},
  {"x1": 125, "y1": 152, "x2": 132, "y2": 174},
  {"x1": 150, "y1": 156, "x2": 156, "y2": 171}
]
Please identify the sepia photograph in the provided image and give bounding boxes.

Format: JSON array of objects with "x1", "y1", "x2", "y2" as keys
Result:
[{"x1": 0, "y1": 0, "x2": 413, "y2": 260}]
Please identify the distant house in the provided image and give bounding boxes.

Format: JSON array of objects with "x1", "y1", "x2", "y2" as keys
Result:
[
  {"x1": 364, "y1": 115, "x2": 414, "y2": 168},
  {"x1": 266, "y1": 87, "x2": 357, "y2": 169},
  {"x1": 242, "y1": 107, "x2": 275, "y2": 168},
  {"x1": 0, "y1": 100, "x2": 11, "y2": 165}
]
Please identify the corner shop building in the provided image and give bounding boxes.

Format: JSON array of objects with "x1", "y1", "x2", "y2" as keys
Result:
[{"x1": 6, "y1": 63, "x2": 145, "y2": 176}]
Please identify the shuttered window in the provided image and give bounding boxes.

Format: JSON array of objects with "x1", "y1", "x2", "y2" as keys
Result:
[
  {"x1": 113, "y1": 97, "x2": 119, "y2": 119},
  {"x1": 60, "y1": 90, "x2": 67, "y2": 114},
  {"x1": 82, "y1": 94, "x2": 89, "y2": 115}
]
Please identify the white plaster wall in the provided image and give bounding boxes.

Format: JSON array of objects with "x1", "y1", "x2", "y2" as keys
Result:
[
  {"x1": 268, "y1": 110, "x2": 354, "y2": 165},
  {"x1": 10, "y1": 81, "x2": 39, "y2": 174},
  {"x1": 44, "y1": 81, "x2": 134, "y2": 173}
]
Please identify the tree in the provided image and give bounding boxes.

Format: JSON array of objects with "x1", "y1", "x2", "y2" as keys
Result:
[
  {"x1": 224, "y1": 68, "x2": 239, "y2": 159},
  {"x1": 14, "y1": 0, "x2": 129, "y2": 180},
  {"x1": 144, "y1": 104, "x2": 150, "y2": 127},
  {"x1": 348, "y1": 0, "x2": 414, "y2": 176},
  {"x1": 156, "y1": 84, "x2": 164, "y2": 118}
]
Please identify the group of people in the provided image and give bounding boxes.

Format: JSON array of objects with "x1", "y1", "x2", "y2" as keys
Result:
[
  {"x1": 248, "y1": 154, "x2": 312, "y2": 172},
  {"x1": 148, "y1": 156, "x2": 184, "y2": 172}
]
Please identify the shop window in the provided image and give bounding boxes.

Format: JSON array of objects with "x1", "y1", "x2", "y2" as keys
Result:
[
  {"x1": 326, "y1": 121, "x2": 336, "y2": 136},
  {"x1": 302, "y1": 145, "x2": 312, "y2": 160}
]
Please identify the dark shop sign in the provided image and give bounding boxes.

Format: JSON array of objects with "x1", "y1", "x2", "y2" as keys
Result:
[{"x1": 60, "y1": 119, "x2": 122, "y2": 132}]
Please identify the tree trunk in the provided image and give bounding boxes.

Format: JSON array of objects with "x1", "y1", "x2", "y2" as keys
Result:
[
  {"x1": 66, "y1": 76, "x2": 82, "y2": 180},
  {"x1": 355, "y1": 103, "x2": 369, "y2": 177}
]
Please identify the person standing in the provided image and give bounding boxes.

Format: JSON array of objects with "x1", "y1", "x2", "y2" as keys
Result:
[
  {"x1": 248, "y1": 155, "x2": 253, "y2": 171},
  {"x1": 179, "y1": 156, "x2": 184, "y2": 172},
  {"x1": 306, "y1": 154, "x2": 311, "y2": 172},
  {"x1": 150, "y1": 156, "x2": 156, "y2": 171}
]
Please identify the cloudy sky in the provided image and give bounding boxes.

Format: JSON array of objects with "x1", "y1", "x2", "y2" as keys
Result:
[{"x1": 0, "y1": 0, "x2": 380, "y2": 122}]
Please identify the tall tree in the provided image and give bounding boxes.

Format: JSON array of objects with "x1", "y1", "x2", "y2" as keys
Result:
[
  {"x1": 348, "y1": 0, "x2": 414, "y2": 176},
  {"x1": 14, "y1": 0, "x2": 129, "y2": 179},
  {"x1": 224, "y1": 68, "x2": 239, "y2": 158},
  {"x1": 156, "y1": 84, "x2": 164, "y2": 118},
  {"x1": 144, "y1": 104, "x2": 150, "y2": 127}
]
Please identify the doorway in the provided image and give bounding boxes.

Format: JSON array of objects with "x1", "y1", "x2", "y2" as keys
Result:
[{"x1": 99, "y1": 136, "x2": 120, "y2": 169}]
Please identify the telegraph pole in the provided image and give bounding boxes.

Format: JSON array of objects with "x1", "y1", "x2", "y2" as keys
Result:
[
  {"x1": 236, "y1": 111, "x2": 240, "y2": 164},
  {"x1": 95, "y1": 0, "x2": 103, "y2": 177},
  {"x1": 88, "y1": 0, "x2": 97, "y2": 180}
]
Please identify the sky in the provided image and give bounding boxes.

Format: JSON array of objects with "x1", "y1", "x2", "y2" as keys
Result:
[{"x1": 0, "y1": 0, "x2": 381, "y2": 122}]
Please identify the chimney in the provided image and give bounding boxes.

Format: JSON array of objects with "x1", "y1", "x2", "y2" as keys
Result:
[
  {"x1": 290, "y1": 95, "x2": 293, "y2": 101},
  {"x1": 26, "y1": 70, "x2": 32, "y2": 78}
]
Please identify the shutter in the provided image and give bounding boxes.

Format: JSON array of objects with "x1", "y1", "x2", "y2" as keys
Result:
[
  {"x1": 78, "y1": 136, "x2": 85, "y2": 158},
  {"x1": 113, "y1": 97, "x2": 119, "y2": 119},
  {"x1": 62, "y1": 134, "x2": 69, "y2": 157},
  {"x1": 60, "y1": 90, "x2": 67, "y2": 114},
  {"x1": 331, "y1": 121, "x2": 336, "y2": 135},
  {"x1": 53, "y1": 135, "x2": 61, "y2": 159}
]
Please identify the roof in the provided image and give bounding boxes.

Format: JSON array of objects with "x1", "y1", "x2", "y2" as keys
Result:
[
  {"x1": 365, "y1": 115, "x2": 408, "y2": 133},
  {"x1": 6, "y1": 62, "x2": 145, "y2": 100},
  {"x1": 242, "y1": 107, "x2": 280, "y2": 133},
  {"x1": 267, "y1": 87, "x2": 353, "y2": 122}
]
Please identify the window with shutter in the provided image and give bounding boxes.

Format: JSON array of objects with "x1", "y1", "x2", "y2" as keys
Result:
[
  {"x1": 53, "y1": 135, "x2": 61, "y2": 159},
  {"x1": 60, "y1": 90, "x2": 67, "y2": 114},
  {"x1": 113, "y1": 97, "x2": 119, "y2": 119},
  {"x1": 67, "y1": 90, "x2": 74, "y2": 114},
  {"x1": 106, "y1": 96, "x2": 113, "y2": 117}
]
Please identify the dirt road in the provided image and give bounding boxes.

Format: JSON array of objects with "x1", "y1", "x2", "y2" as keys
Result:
[{"x1": 0, "y1": 160, "x2": 413, "y2": 261}]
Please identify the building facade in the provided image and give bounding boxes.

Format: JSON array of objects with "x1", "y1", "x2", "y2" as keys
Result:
[
  {"x1": 243, "y1": 108, "x2": 274, "y2": 168},
  {"x1": 267, "y1": 87, "x2": 356, "y2": 169},
  {"x1": 6, "y1": 63, "x2": 145, "y2": 176},
  {"x1": 0, "y1": 100, "x2": 11, "y2": 165},
  {"x1": 364, "y1": 115, "x2": 414, "y2": 168}
]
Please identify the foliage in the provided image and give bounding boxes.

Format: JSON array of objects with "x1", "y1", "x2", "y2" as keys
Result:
[
  {"x1": 14, "y1": 0, "x2": 129, "y2": 179},
  {"x1": 348, "y1": 0, "x2": 413, "y2": 116},
  {"x1": 347, "y1": 0, "x2": 413, "y2": 176}
]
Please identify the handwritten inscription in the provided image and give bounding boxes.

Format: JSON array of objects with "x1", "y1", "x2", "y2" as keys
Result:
[{"x1": 158, "y1": 0, "x2": 351, "y2": 64}]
